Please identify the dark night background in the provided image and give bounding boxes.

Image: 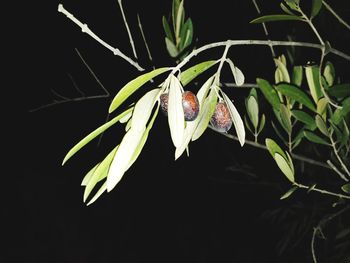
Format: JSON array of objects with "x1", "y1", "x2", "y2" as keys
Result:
[{"x1": 10, "y1": 0, "x2": 350, "y2": 262}]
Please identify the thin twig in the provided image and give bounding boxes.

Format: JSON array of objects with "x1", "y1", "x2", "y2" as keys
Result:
[
  {"x1": 294, "y1": 183, "x2": 350, "y2": 199},
  {"x1": 330, "y1": 136, "x2": 350, "y2": 178},
  {"x1": 208, "y1": 125, "x2": 332, "y2": 170},
  {"x1": 74, "y1": 48, "x2": 110, "y2": 96},
  {"x1": 29, "y1": 49, "x2": 110, "y2": 112},
  {"x1": 117, "y1": 0, "x2": 138, "y2": 59},
  {"x1": 58, "y1": 4, "x2": 144, "y2": 71},
  {"x1": 251, "y1": 0, "x2": 276, "y2": 57},
  {"x1": 323, "y1": 1, "x2": 350, "y2": 31},
  {"x1": 67, "y1": 73, "x2": 85, "y2": 96},
  {"x1": 215, "y1": 41, "x2": 230, "y2": 84},
  {"x1": 137, "y1": 14, "x2": 153, "y2": 64},
  {"x1": 311, "y1": 205, "x2": 350, "y2": 263},
  {"x1": 327, "y1": 160, "x2": 349, "y2": 182},
  {"x1": 172, "y1": 40, "x2": 350, "y2": 75}
]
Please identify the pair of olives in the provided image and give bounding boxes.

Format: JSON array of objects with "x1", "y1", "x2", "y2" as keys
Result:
[{"x1": 160, "y1": 91, "x2": 232, "y2": 132}]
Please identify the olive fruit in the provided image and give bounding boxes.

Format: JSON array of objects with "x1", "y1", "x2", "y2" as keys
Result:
[
  {"x1": 160, "y1": 91, "x2": 200, "y2": 121},
  {"x1": 210, "y1": 102, "x2": 232, "y2": 132}
]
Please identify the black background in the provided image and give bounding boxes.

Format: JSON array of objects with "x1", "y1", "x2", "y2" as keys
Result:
[{"x1": 11, "y1": 0, "x2": 350, "y2": 262}]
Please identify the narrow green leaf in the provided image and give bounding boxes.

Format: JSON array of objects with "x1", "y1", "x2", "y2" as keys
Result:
[
  {"x1": 192, "y1": 87, "x2": 218, "y2": 141},
  {"x1": 303, "y1": 131, "x2": 330, "y2": 145},
  {"x1": 165, "y1": 37, "x2": 178, "y2": 57},
  {"x1": 84, "y1": 146, "x2": 118, "y2": 202},
  {"x1": 175, "y1": 0, "x2": 184, "y2": 39},
  {"x1": 323, "y1": 61, "x2": 335, "y2": 86},
  {"x1": 175, "y1": 77, "x2": 214, "y2": 159},
  {"x1": 315, "y1": 114, "x2": 329, "y2": 136},
  {"x1": 109, "y1": 67, "x2": 170, "y2": 113},
  {"x1": 305, "y1": 65, "x2": 323, "y2": 104},
  {"x1": 256, "y1": 78, "x2": 281, "y2": 110},
  {"x1": 226, "y1": 58, "x2": 245, "y2": 86},
  {"x1": 244, "y1": 115, "x2": 254, "y2": 135},
  {"x1": 279, "y1": 104, "x2": 292, "y2": 134},
  {"x1": 222, "y1": 92, "x2": 246, "y2": 146},
  {"x1": 274, "y1": 58, "x2": 290, "y2": 83},
  {"x1": 62, "y1": 108, "x2": 133, "y2": 165},
  {"x1": 107, "y1": 127, "x2": 145, "y2": 192},
  {"x1": 131, "y1": 88, "x2": 161, "y2": 130},
  {"x1": 168, "y1": 75, "x2": 185, "y2": 148},
  {"x1": 127, "y1": 104, "x2": 160, "y2": 169},
  {"x1": 172, "y1": 0, "x2": 180, "y2": 32},
  {"x1": 280, "y1": 186, "x2": 298, "y2": 200},
  {"x1": 285, "y1": 0, "x2": 300, "y2": 11},
  {"x1": 247, "y1": 95, "x2": 259, "y2": 129},
  {"x1": 311, "y1": 0, "x2": 322, "y2": 18},
  {"x1": 342, "y1": 183, "x2": 350, "y2": 193},
  {"x1": 179, "y1": 18, "x2": 193, "y2": 50},
  {"x1": 291, "y1": 110, "x2": 315, "y2": 128},
  {"x1": 276, "y1": 83, "x2": 316, "y2": 112},
  {"x1": 280, "y1": 3, "x2": 295, "y2": 15},
  {"x1": 86, "y1": 182, "x2": 106, "y2": 206},
  {"x1": 317, "y1": 97, "x2": 328, "y2": 117},
  {"x1": 274, "y1": 153, "x2": 295, "y2": 182},
  {"x1": 328, "y1": 84, "x2": 350, "y2": 99},
  {"x1": 180, "y1": 60, "x2": 218, "y2": 86},
  {"x1": 265, "y1": 138, "x2": 287, "y2": 160},
  {"x1": 250, "y1": 14, "x2": 304, "y2": 23},
  {"x1": 81, "y1": 163, "x2": 100, "y2": 186},
  {"x1": 292, "y1": 66, "x2": 303, "y2": 86},
  {"x1": 258, "y1": 114, "x2": 266, "y2": 134},
  {"x1": 275, "y1": 68, "x2": 283, "y2": 84},
  {"x1": 162, "y1": 16, "x2": 174, "y2": 43},
  {"x1": 331, "y1": 97, "x2": 350, "y2": 125}
]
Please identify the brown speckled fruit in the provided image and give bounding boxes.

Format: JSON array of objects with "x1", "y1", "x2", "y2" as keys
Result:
[
  {"x1": 160, "y1": 91, "x2": 200, "y2": 121},
  {"x1": 210, "y1": 102, "x2": 232, "y2": 132},
  {"x1": 160, "y1": 93, "x2": 169, "y2": 116},
  {"x1": 182, "y1": 91, "x2": 199, "y2": 121}
]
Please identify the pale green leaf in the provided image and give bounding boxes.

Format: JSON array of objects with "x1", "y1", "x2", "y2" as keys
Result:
[
  {"x1": 180, "y1": 60, "x2": 218, "y2": 86},
  {"x1": 62, "y1": 108, "x2": 133, "y2": 165},
  {"x1": 131, "y1": 88, "x2": 161, "y2": 131},
  {"x1": 279, "y1": 104, "x2": 292, "y2": 134},
  {"x1": 257, "y1": 114, "x2": 266, "y2": 134},
  {"x1": 276, "y1": 83, "x2": 316, "y2": 112},
  {"x1": 175, "y1": 0, "x2": 184, "y2": 39},
  {"x1": 275, "y1": 153, "x2": 295, "y2": 182},
  {"x1": 256, "y1": 78, "x2": 281, "y2": 110},
  {"x1": 192, "y1": 87, "x2": 218, "y2": 141},
  {"x1": 292, "y1": 66, "x2": 303, "y2": 86},
  {"x1": 107, "y1": 127, "x2": 145, "y2": 192},
  {"x1": 274, "y1": 58, "x2": 290, "y2": 83},
  {"x1": 323, "y1": 61, "x2": 335, "y2": 86},
  {"x1": 250, "y1": 14, "x2": 304, "y2": 23},
  {"x1": 125, "y1": 118, "x2": 132, "y2": 132},
  {"x1": 165, "y1": 37, "x2": 178, "y2": 57},
  {"x1": 87, "y1": 182, "x2": 107, "y2": 206},
  {"x1": 109, "y1": 67, "x2": 170, "y2": 113},
  {"x1": 175, "y1": 77, "x2": 214, "y2": 159},
  {"x1": 265, "y1": 138, "x2": 287, "y2": 160},
  {"x1": 127, "y1": 104, "x2": 160, "y2": 169},
  {"x1": 84, "y1": 146, "x2": 118, "y2": 202},
  {"x1": 284, "y1": 0, "x2": 300, "y2": 11},
  {"x1": 81, "y1": 163, "x2": 99, "y2": 186},
  {"x1": 315, "y1": 114, "x2": 329, "y2": 136},
  {"x1": 244, "y1": 115, "x2": 254, "y2": 135},
  {"x1": 247, "y1": 95, "x2": 259, "y2": 129},
  {"x1": 168, "y1": 75, "x2": 185, "y2": 148},
  {"x1": 119, "y1": 109, "x2": 133, "y2": 123},
  {"x1": 172, "y1": 0, "x2": 180, "y2": 32},
  {"x1": 317, "y1": 97, "x2": 328, "y2": 116},
  {"x1": 280, "y1": 3, "x2": 295, "y2": 15},
  {"x1": 222, "y1": 92, "x2": 245, "y2": 146},
  {"x1": 305, "y1": 65, "x2": 323, "y2": 104},
  {"x1": 226, "y1": 58, "x2": 245, "y2": 86},
  {"x1": 280, "y1": 186, "x2": 298, "y2": 200},
  {"x1": 331, "y1": 97, "x2": 350, "y2": 125}
]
